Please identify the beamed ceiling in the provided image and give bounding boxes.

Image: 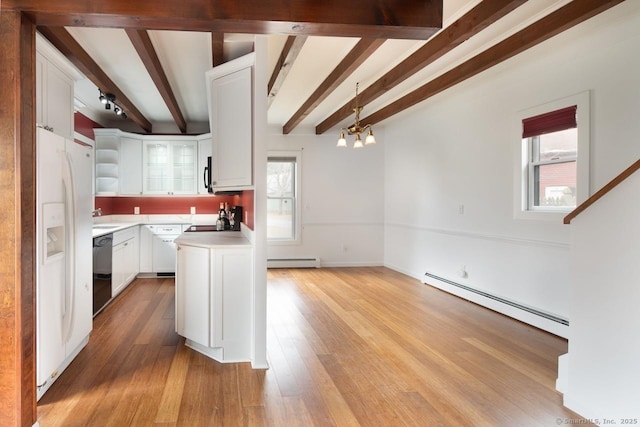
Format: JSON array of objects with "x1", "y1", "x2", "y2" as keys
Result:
[{"x1": 2, "y1": 0, "x2": 626, "y2": 135}]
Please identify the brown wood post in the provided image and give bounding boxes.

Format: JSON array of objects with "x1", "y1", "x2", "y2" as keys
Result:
[{"x1": 0, "y1": 10, "x2": 37, "y2": 427}]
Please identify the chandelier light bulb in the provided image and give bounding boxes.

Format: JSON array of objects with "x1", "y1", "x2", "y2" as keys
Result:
[
  {"x1": 365, "y1": 129, "x2": 376, "y2": 145},
  {"x1": 337, "y1": 132, "x2": 347, "y2": 147},
  {"x1": 353, "y1": 134, "x2": 363, "y2": 149}
]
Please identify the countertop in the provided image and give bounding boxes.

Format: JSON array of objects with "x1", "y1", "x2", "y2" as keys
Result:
[
  {"x1": 91, "y1": 222, "x2": 142, "y2": 238},
  {"x1": 174, "y1": 231, "x2": 251, "y2": 248}
]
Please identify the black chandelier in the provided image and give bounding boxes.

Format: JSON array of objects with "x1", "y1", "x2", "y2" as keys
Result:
[{"x1": 98, "y1": 89, "x2": 127, "y2": 119}]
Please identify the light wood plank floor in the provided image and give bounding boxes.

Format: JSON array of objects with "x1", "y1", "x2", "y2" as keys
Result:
[{"x1": 37, "y1": 267, "x2": 590, "y2": 426}]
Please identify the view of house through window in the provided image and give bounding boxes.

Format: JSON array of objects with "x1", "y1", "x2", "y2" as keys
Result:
[
  {"x1": 523, "y1": 105, "x2": 578, "y2": 211},
  {"x1": 529, "y1": 128, "x2": 577, "y2": 208},
  {"x1": 267, "y1": 157, "x2": 296, "y2": 240}
]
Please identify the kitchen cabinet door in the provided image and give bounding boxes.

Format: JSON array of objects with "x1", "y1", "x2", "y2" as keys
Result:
[
  {"x1": 211, "y1": 248, "x2": 252, "y2": 358},
  {"x1": 123, "y1": 232, "x2": 139, "y2": 285},
  {"x1": 119, "y1": 137, "x2": 143, "y2": 195},
  {"x1": 176, "y1": 244, "x2": 210, "y2": 346},
  {"x1": 112, "y1": 227, "x2": 139, "y2": 297},
  {"x1": 207, "y1": 53, "x2": 254, "y2": 190},
  {"x1": 139, "y1": 225, "x2": 153, "y2": 273},
  {"x1": 112, "y1": 241, "x2": 127, "y2": 297},
  {"x1": 152, "y1": 234, "x2": 179, "y2": 273},
  {"x1": 143, "y1": 142, "x2": 171, "y2": 194},
  {"x1": 171, "y1": 142, "x2": 197, "y2": 194},
  {"x1": 35, "y1": 50, "x2": 74, "y2": 140},
  {"x1": 143, "y1": 141, "x2": 197, "y2": 195}
]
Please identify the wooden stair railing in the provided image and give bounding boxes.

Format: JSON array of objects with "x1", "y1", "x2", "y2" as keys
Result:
[{"x1": 564, "y1": 157, "x2": 640, "y2": 224}]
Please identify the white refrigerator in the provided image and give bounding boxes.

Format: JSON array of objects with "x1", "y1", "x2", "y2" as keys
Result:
[{"x1": 36, "y1": 127, "x2": 93, "y2": 400}]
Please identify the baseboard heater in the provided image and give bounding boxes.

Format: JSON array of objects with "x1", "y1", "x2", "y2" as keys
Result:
[
  {"x1": 268, "y1": 258, "x2": 320, "y2": 269},
  {"x1": 424, "y1": 272, "x2": 569, "y2": 326}
]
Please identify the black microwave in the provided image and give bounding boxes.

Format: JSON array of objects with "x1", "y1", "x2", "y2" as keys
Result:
[
  {"x1": 204, "y1": 156, "x2": 213, "y2": 193},
  {"x1": 205, "y1": 156, "x2": 242, "y2": 195}
]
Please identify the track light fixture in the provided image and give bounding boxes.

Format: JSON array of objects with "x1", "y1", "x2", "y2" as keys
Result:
[{"x1": 98, "y1": 89, "x2": 127, "y2": 120}]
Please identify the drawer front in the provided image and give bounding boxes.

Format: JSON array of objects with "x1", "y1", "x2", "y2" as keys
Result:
[
  {"x1": 146, "y1": 224, "x2": 183, "y2": 235},
  {"x1": 113, "y1": 226, "x2": 137, "y2": 245}
]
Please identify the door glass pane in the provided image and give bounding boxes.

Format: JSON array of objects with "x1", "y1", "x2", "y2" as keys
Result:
[{"x1": 533, "y1": 161, "x2": 577, "y2": 208}]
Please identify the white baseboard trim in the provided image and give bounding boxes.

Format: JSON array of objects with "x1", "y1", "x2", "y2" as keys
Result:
[
  {"x1": 320, "y1": 261, "x2": 384, "y2": 268},
  {"x1": 384, "y1": 263, "x2": 568, "y2": 338},
  {"x1": 267, "y1": 257, "x2": 319, "y2": 268}
]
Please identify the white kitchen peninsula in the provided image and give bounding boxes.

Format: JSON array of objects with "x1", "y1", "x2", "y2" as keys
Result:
[{"x1": 174, "y1": 230, "x2": 253, "y2": 363}]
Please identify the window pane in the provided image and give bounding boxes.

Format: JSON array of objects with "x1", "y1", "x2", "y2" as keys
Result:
[
  {"x1": 267, "y1": 198, "x2": 293, "y2": 239},
  {"x1": 533, "y1": 161, "x2": 577, "y2": 208},
  {"x1": 267, "y1": 162, "x2": 293, "y2": 197},
  {"x1": 537, "y1": 128, "x2": 577, "y2": 162},
  {"x1": 267, "y1": 157, "x2": 296, "y2": 241}
]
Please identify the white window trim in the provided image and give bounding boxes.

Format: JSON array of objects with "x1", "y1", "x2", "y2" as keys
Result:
[
  {"x1": 267, "y1": 150, "x2": 302, "y2": 245},
  {"x1": 514, "y1": 91, "x2": 590, "y2": 221}
]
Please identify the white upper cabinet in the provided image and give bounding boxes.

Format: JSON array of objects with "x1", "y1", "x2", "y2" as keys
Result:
[
  {"x1": 143, "y1": 140, "x2": 197, "y2": 195},
  {"x1": 206, "y1": 53, "x2": 254, "y2": 190},
  {"x1": 119, "y1": 137, "x2": 143, "y2": 195},
  {"x1": 35, "y1": 47, "x2": 74, "y2": 140},
  {"x1": 95, "y1": 129, "x2": 201, "y2": 196}
]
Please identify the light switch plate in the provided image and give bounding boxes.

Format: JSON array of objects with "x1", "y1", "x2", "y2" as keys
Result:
[{"x1": 134, "y1": 206, "x2": 140, "y2": 215}]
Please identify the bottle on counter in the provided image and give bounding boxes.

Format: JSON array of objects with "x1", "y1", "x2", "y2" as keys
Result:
[{"x1": 217, "y1": 202, "x2": 231, "y2": 230}]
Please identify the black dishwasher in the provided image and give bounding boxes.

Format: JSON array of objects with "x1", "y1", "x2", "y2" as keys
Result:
[{"x1": 93, "y1": 233, "x2": 113, "y2": 316}]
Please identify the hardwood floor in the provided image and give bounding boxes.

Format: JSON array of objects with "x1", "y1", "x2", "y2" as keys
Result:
[{"x1": 37, "y1": 267, "x2": 590, "y2": 426}]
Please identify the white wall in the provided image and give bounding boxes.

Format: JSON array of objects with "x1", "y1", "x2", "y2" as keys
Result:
[
  {"x1": 383, "y1": 0, "x2": 640, "y2": 338},
  {"x1": 268, "y1": 127, "x2": 384, "y2": 266},
  {"x1": 565, "y1": 170, "x2": 640, "y2": 420}
]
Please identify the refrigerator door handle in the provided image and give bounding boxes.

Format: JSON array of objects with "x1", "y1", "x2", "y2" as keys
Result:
[{"x1": 61, "y1": 150, "x2": 76, "y2": 343}]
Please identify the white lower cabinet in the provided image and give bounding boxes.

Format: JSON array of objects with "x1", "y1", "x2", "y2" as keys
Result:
[
  {"x1": 176, "y1": 244, "x2": 252, "y2": 362},
  {"x1": 140, "y1": 224, "x2": 188, "y2": 274},
  {"x1": 112, "y1": 227, "x2": 139, "y2": 297},
  {"x1": 176, "y1": 245, "x2": 210, "y2": 344},
  {"x1": 152, "y1": 234, "x2": 179, "y2": 273}
]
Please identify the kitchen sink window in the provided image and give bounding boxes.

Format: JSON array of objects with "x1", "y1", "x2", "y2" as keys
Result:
[{"x1": 267, "y1": 152, "x2": 301, "y2": 243}]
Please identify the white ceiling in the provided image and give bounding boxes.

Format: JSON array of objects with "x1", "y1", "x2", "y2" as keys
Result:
[{"x1": 59, "y1": 0, "x2": 573, "y2": 134}]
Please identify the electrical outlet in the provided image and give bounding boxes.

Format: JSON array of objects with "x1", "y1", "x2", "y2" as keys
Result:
[
  {"x1": 459, "y1": 204, "x2": 464, "y2": 215},
  {"x1": 458, "y1": 265, "x2": 468, "y2": 278},
  {"x1": 134, "y1": 206, "x2": 140, "y2": 215},
  {"x1": 190, "y1": 206, "x2": 196, "y2": 214}
]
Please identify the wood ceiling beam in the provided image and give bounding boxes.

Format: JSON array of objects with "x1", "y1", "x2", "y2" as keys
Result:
[
  {"x1": 126, "y1": 29, "x2": 187, "y2": 133},
  {"x1": 315, "y1": 0, "x2": 527, "y2": 135},
  {"x1": 211, "y1": 33, "x2": 225, "y2": 67},
  {"x1": 267, "y1": 35, "x2": 307, "y2": 107},
  {"x1": 37, "y1": 26, "x2": 153, "y2": 133},
  {"x1": 283, "y1": 38, "x2": 385, "y2": 134},
  {"x1": 357, "y1": 0, "x2": 625, "y2": 130},
  {"x1": 2, "y1": 0, "x2": 442, "y2": 40}
]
